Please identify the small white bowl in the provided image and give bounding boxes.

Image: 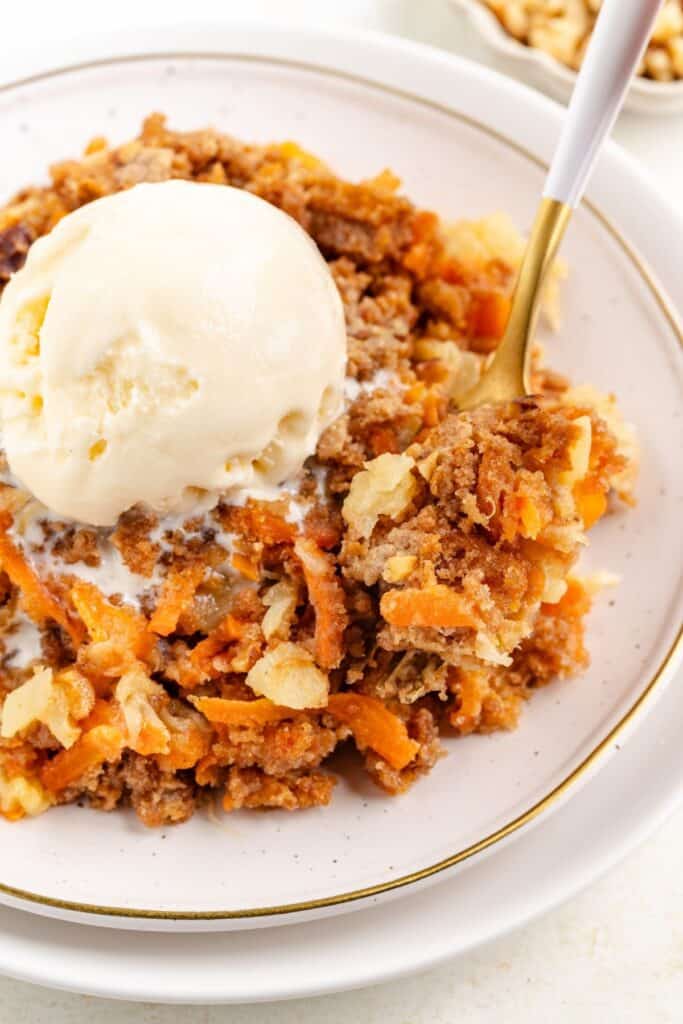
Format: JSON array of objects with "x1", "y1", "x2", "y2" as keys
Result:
[{"x1": 449, "y1": 0, "x2": 683, "y2": 114}]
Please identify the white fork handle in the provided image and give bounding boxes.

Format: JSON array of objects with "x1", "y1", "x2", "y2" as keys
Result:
[{"x1": 544, "y1": 0, "x2": 663, "y2": 208}]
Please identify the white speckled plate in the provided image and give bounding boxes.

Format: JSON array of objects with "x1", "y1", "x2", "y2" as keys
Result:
[{"x1": 0, "y1": 25, "x2": 681, "y2": 933}]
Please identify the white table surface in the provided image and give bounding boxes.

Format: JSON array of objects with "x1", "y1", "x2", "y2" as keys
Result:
[{"x1": 2, "y1": 0, "x2": 683, "y2": 1019}]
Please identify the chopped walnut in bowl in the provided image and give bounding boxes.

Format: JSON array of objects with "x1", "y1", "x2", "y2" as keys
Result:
[{"x1": 450, "y1": 0, "x2": 683, "y2": 113}]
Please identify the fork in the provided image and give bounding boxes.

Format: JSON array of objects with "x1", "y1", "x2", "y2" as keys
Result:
[{"x1": 460, "y1": 0, "x2": 664, "y2": 409}]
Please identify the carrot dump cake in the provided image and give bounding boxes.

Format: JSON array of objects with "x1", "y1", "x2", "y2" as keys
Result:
[{"x1": 0, "y1": 115, "x2": 637, "y2": 826}]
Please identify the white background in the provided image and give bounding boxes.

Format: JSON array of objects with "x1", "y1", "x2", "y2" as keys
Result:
[{"x1": 2, "y1": 1, "x2": 683, "y2": 1020}]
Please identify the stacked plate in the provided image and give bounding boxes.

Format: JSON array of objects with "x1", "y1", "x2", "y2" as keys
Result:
[{"x1": 0, "y1": 26, "x2": 681, "y2": 1004}]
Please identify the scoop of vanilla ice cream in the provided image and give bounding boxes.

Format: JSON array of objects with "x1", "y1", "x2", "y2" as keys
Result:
[{"x1": 0, "y1": 181, "x2": 346, "y2": 526}]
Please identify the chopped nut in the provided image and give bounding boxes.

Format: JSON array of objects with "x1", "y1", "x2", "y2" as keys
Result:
[
  {"x1": 562, "y1": 385, "x2": 639, "y2": 499},
  {"x1": 416, "y1": 450, "x2": 440, "y2": 483},
  {"x1": 383, "y1": 555, "x2": 418, "y2": 584},
  {"x1": 444, "y1": 212, "x2": 525, "y2": 271},
  {"x1": 483, "y1": 0, "x2": 683, "y2": 82},
  {"x1": 474, "y1": 631, "x2": 513, "y2": 667},
  {"x1": 541, "y1": 575, "x2": 568, "y2": 604},
  {"x1": 342, "y1": 453, "x2": 417, "y2": 539},
  {"x1": 0, "y1": 666, "x2": 93, "y2": 749},
  {"x1": 578, "y1": 570, "x2": 621, "y2": 596},
  {"x1": 558, "y1": 415, "x2": 592, "y2": 486},
  {"x1": 0, "y1": 767, "x2": 52, "y2": 820},
  {"x1": 645, "y1": 46, "x2": 675, "y2": 81},
  {"x1": 652, "y1": 2, "x2": 683, "y2": 43},
  {"x1": 261, "y1": 579, "x2": 299, "y2": 642},
  {"x1": 528, "y1": 7, "x2": 588, "y2": 68},
  {"x1": 246, "y1": 642, "x2": 329, "y2": 709},
  {"x1": 115, "y1": 666, "x2": 170, "y2": 755},
  {"x1": 501, "y1": 1, "x2": 530, "y2": 38},
  {"x1": 669, "y1": 35, "x2": 683, "y2": 75},
  {"x1": 56, "y1": 668, "x2": 96, "y2": 720},
  {"x1": 415, "y1": 339, "x2": 483, "y2": 402}
]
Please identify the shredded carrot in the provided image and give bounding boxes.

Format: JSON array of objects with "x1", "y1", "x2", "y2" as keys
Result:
[
  {"x1": 380, "y1": 585, "x2": 478, "y2": 630},
  {"x1": 543, "y1": 578, "x2": 591, "y2": 620},
  {"x1": 148, "y1": 563, "x2": 205, "y2": 636},
  {"x1": 402, "y1": 211, "x2": 439, "y2": 278},
  {"x1": 369, "y1": 425, "x2": 399, "y2": 456},
  {"x1": 188, "y1": 614, "x2": 247, "y2": 677},
  {"x1": 573, "y1": 477, "x2": 608, "y2": 530},
  {"x1": 229, "y1": 504, "x2": 297, "y2": 545},
  {"x1": 327, "y1": 693, "x2": 419, "y2": 771},
  {"x1": 189, "y1": 696, "x2": 296, "y2": 727},
  {"x1": 130, "y1": 721, "x2": 169, "y2": 757},
  {"x1": 448, "y1": 669, "x2": 486, "y2": 734},
  {"x1": 405, "y1": 382, "x2": 427, "y2": 405},
  {"x1": 190, "y1": 693, "x2": 418, "y2": 771},
  {"x1": 230, "y1": 552, "x2": 260, "y2": 582},
  {"x1": 195, "y1": 753, "x2": 221, "y2": 787},
  {"x1": 406, "y1": 247, "x2": 438, "y2": 281},
  {"x1": 79, "y1": 699, "x2": 123, "y2": 732},
  {"x1": 470, "y1": 290, "x2": 511, "y2": 340},
  {"x1": 70, "y1": 580, "x2": 156, "y2": 662},
  {"x1": 294, "y1": 538, "x2": 347, "y2": 670},
  {"x1": 0, "y1": 515, "x2": 84, "y2": 647},
  {"x1": 157, "y1": 722, "x2": 211, "y2": 772},
  {"x1": 40, "y1": 724, "x2": 123, "y2": 794}
]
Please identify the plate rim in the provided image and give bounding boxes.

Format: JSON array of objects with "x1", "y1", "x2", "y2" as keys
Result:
[
  {"x1": 0, "y1": 30, "x2": 682, "y2": 925},
  {"x1": 1, "y1": 646, "x2": 682, "y2": 1003}
]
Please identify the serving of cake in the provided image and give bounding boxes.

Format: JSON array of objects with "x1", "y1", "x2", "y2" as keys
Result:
[{"x1": 0, "y1": 115, "x2": 636, "y2": 827}]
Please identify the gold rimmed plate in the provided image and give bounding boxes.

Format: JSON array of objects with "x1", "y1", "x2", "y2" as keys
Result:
[{"x1": 0, "y1": 29, "x2": 681, "y2": 931}]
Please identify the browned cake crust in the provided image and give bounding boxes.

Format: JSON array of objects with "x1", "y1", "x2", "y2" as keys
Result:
[{"x1": 0, "y1": 116, "x2": 636, "y2": 825}]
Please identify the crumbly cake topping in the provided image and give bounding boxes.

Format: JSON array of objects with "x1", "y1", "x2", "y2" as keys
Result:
[{"x1": 0, "y1": 116, "x2": 636, "y2": 825}]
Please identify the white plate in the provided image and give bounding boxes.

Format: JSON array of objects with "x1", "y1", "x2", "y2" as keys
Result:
[
  {"x1": 0, "y1": 25, "x2": 681, "y2": 931},
  {"x1": 448, "y1": 0, "x2": 683, "y2": 115},
  {"x1": 0, "y1": 600, "x2": 681, "y2": 1004}
]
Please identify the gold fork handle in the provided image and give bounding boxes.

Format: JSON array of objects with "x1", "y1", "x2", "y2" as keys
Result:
[
  {"x1": 459, "y1": 198, "x2": 572, "y2": 410},
  {"x1": 459, "y1": 0, "x2": 662, "y2": 412}
]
